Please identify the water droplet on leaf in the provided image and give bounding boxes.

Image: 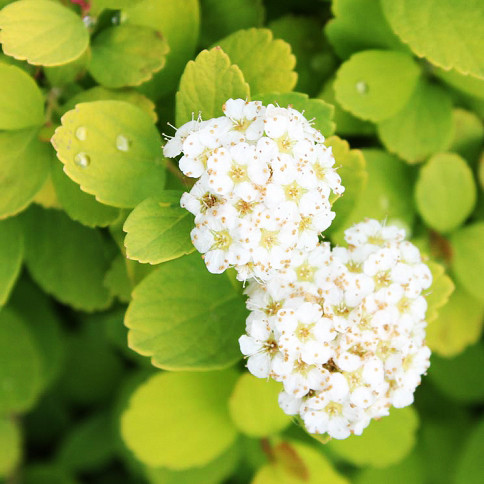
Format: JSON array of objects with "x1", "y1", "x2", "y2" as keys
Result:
[
  {"x1": 116, "y1": 135, "x2": 131, "y2": 152},
  {"x1": 75, "y1": 126, "x2": 87, "y2": 141},
  {"x1": 356, "y1": 81, "x2": 368, "y2": 94},
  {"x1": 74, "y1": 152, "x2": 90, "y2": 168}
]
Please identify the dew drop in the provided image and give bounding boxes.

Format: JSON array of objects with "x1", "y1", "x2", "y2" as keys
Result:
[
  {"x1": 356, "y1": 81, "x2": 368, "y2": 95},
  {"x1": 74, "y1": 152, "x2": 90, "y2": 168},
  {"x1": 75, "y1": 126, "x2": 87, "y2": 141},
  {"x1": 116, "y1": 134, "x2": 131, "y2": 152}
]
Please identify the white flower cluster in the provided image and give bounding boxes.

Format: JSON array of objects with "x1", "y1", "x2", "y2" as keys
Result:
[
  {"x1": 239, "y1": 219, "x2": 432, "y2": 439},
  {"x1": 163, "y1": 99, "x2": 344, "y2": 281},
  {"x1": 165, "y1": 101, "x2": 432, "y2": 440}
]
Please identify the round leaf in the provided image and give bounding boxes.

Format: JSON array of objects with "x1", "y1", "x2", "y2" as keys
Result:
[
  {"x1": 0, "y1": 128, "x2": 50, "y2": 219},
  {"x1": 451, "y1": 222, "x2": 484, "y2": 302},
  {"x1": 426, "y1": 286, "x2": 483, "y2": 358},
  {"x1": 123, "y1": 194, "x2": 194, "y2": 265},
  {"x1": 377, "y1": 80, "x2": 454, "y2": 163},
  {"x1": 255, "y1": 92, "x2": 335, "y2": 137},
  {"x1": 0, "y1": 63, "x2": 44, "y2": 129},
  {"x1": 22, "y1": 206, "x2": 112, "y2": 311},
  {"x1": 175, "y1": 47, "x2": 250, "y2": 126},
  {"x1": 0, "y1": 416, "x2": 21, "y2": 479},
  {"x1": 51, "y1": 159, "x2": 120, "y2": 228},
  {"x1": 449, "y1": 108, "x2": 484, "y2": 165},
  {"x1": 328, "y1": 407, "x2": 419, "y2": 468},
  {"x1": 415, "y1": 153, "x2": 476, "y2": 233},
  {"x1": 381, "y1": 0, "x2": 484, "y2": 78},
  {"x1": 0, "y1": 307, "x2": 42, "y2": 414},
  {"x1": 334, "y1": 50, "x2": 420, "y2": 122},
  {"x1": 52, "y1": 100, "x2": 165, "y2": 208},
  {"x1": 0, "y1": 0, "x2": 89, "y2": 66},
  {"x1": 0, "y1": 217, "x2": 23, "y2": 306},
  {"x1": 229, "y1": 374, "x2": 290, "y2": 437},
  {"x1": 217, "y1": 28, "x2": 297, "y2": 95},
  {"x1": 125, "y1": 253, "x2": 247, "y2": 370},
  {"x1": 121, "y1": 370, "x2": 238, "y2": 469},
  {"x1": 89, "y1": 25, "x2": 169, "y2": 88},
  {"x1": 425, "y1": 260, "x2": 455, "y2": 323}
]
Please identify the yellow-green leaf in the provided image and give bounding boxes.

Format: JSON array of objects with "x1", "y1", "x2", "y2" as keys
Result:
[
  {"x1": 0, "y1": 416, "x2": 21, "y2": 479},
  {"x1": 0, "y1": 217, "x2": 23, "y2": 306},
  {"x1": 0, "y1": 0, "x2": 89, "y2": 66},
  {"x1": 381, "y1": 0, "x2": 484, "y2": 78},
  {"x1": 229, "y1": 374, "x2": 290, "y2": 437},
  {"x1": 52, "y1": 100, "x2": 165, "y2": 208},
  {"x1": 175, "y1": 47, "x2": 250, "y2": 126},
  {"x1": 89, "y1": 25, "x2": 169, "y2": 88},
  {"x1": 377, "y1": 79, "x2": 454, "y2": 163},
  {"x1": 217, "y1": 28, "x2": 297, "y2": 95},
  {"x1": 425, "y1": 260, "x2": 454, "y2": 323},
  {"x1": 121, "y1": 371, "x2": 238, "y2": 469},
  {"x1": 0, "y1": 63, "x2": 44, "y2": 129},
  {"x1": 334, "y1": 50, "x2": 420, "y2": 122},
  {"x1": 328, "y1": 407, "x2": 419, "y2": 468},
  {"x1": 415, "y1": 153, "x2": 477, "y2": 233}
]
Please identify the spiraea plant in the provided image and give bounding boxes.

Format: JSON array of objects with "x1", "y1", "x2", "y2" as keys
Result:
[{"x1": 0, "y1": 0, "x2": 483, "y2": 483}]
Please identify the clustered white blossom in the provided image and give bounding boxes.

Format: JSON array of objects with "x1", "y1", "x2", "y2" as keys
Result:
[
  {"x1": 163, "y1": 99, "x2": 344, "y2": 282},
  {"x1": 164, "y1": 101, "x2": 432, "y2": 440},
  {"x1": 239, "y1": 219, "x2": 432, "y2": 439}
]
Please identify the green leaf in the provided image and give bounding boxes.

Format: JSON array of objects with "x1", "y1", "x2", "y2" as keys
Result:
[
  {"x1": 228, "y1": 374, "x2": 290, "y2": 437},
  {"x1": 217, "y1": 28, "x2": 297, "y2": 95},
  {"x1": 0, "y1": 0, "x2": 89, "y2": 66},
  {"x1": 62, "y1": 86, "x2": 157, "y2": 123},
  {"x1": 318, "y1": 78, "x2": 375, "y2": 137},
  {"x1": 381, "y1": 0, "x2": 484, "y2": 78},
  {"x1": 425, "y1": 260, "x2": 454, "y2": 323},
  {"x1": 450, "y1": 222, "x2": 484, "y2": 302},
  {"x1": 0, "y1": 307, "x2": 42, "y2": 414},
  {"x1": 270, "y1": 15, "x2": 337, "y2": 96},
  {"x1": 323, "y1": 136, "x2": 367, "y2": 233},
  {"x1": 435, "y1": 67, "x2": 484, "y2": 101},
  {"x1": 21, "y1": 206, "x2": 112, "y2": 311},
  {"x1": 124, "y1": 193, "x2": 194, "y2": 265},
  {"x1": 175, "y1": 47, "x2": 250, "y2": 126},
  {"x1": 354, "y1": 452, "x2": 424, "y2": 484},
  {"x1": 449, "y1": 108, "x2": 484, "y2": 165},
  {"x1": 455, "y1": 416, "x2": 484, "y2": 484},
  {"x1": 124, "y1": 0, "x2": 200, "y2": 99},
  {"x1": 334, "y1": 50, "x2": 420, "y2": 122},
  {"x1": 328, "y1": 407, "x2": 419, "y2": 468},
  {"x1": 44, "y1": 50, "x2": 89, "y2": 88},
  {"x1": 51, "y1": 159, "x2": 120, "y2": 228},
  {"x1": 0, "y1": 416, "x2": 21, "y2": 479},
  {"x1": 253, "y1": 440, "x2": 349, "y2": 484},
  {"x1": 331, "y1": 149, "x2": 414, "y2": 245},
  {"x1": 426, "y1": 286, "x2": 484, "y2": 357},
  {"x1": 0, "y1": 63, "x2": 44, "y2": 129},
  {"x1": 121, "y1": 370, "x2": 238, "y2": 469},
  {"x1": 125, "y1": 253, "x2": 247, "y2": 370},
  {"x1": 92, "y1": 0, "x2": 144, "y2": 11},
  {"x1": 326, "y1": 0, "x2": 408, "y2": 59},
  {"x1": 22, "y1": 464, "x2": 79, "y2": 484},
  {"x1": 52, "y1": 100, "x2": 165, "y2": 208},
  {"x1": 0, "y1": 217, "x2": 23, "y2": 306},
  {"x1": 10, "y1": 276, "x2": 65, "y2": 391},
  {"x1": 430, "y1": 343, "x2": 484, "y2": 404},
  {"x1": 200, "y1": 0, "x2": 264, "y2": 46},
  {"x1": 377, "y1": 79, "x2": 454, "y2": 163},
  {"x1": 415, "y1": 153, "x2": 477, "y2": 233},
  {"x1": 89, "y1": 25, "x2": 169, "y2": 88},
  {"x1": 255, "y1": 92, "x2": 335, "y2": 137},
  {"x1": 0, "y1": 128, "x2": 50, "y2": 219},
  {"x1": 145, "y1": 442, "x2": 240, "y2": 484},
  {"x1": 57, "y1": 413, "x2": 117, "y2": 473}
]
